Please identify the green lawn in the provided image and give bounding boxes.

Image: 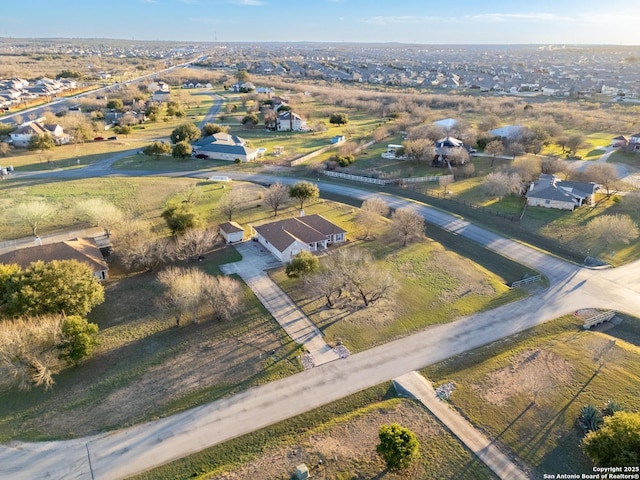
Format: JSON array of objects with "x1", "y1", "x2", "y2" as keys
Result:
[
  {"x1": 608, "y1": 150, "x2": 640, "y2": 168},
  {"x1": 422, "y1": 313, "x2": 640, "y2": 477}
]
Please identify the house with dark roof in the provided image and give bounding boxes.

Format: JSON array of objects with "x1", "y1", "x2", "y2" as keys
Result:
[
  {"x1": 525, "y1": 174, "x2": 599, "y2": 212},
  {"x1": 192, "y1": 132, "x2": 258, "y2": 162},
  {"x1": 251, "y1": 214, "x2": 346, "y2": 262},
  {"x1": 0, "y1": 237, "x2": 109, "y2": 280},
  {"x1": 612, "y1": 135, "x2": 628, "y2": 148},
  {"x1": 628, "y1": 133, "x2": 640, "y2": 152}
]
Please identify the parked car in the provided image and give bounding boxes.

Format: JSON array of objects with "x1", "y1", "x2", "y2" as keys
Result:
[
  {"x1": 194, "y1": 153, "x2": 208, "y2": 159},
  {"x1": 107, "y1": 136, "x2": 117, "y2": 140},
  {"x1": 93, "y1": 137, "x2": 104, "y2": 141}
]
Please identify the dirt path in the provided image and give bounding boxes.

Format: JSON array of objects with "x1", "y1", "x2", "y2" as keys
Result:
[{"x1": 393, "y1": 371, "x2": 530, "y2": 480}]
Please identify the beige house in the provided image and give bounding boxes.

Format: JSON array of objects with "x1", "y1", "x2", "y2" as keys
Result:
[
  {"x1": 525, "y1": 174, "x2": 599, "y2": 212},
  {"x1": 251, "y1": 214, "x2": 346, "y2": 263},
  {"x1": 9, "y1": 121, "x2": 70, "y2": 147}
]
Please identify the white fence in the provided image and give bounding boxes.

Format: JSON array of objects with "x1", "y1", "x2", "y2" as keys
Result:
[
  {"x1": 323, "y1": 171, "x2": 453, "y2": 185},
  {"x1": 509, "y1": 274, "x2": 542, "y2": 289},
  {"x1": 583, "y1": 310, "x2": 616, "y2": 329}
]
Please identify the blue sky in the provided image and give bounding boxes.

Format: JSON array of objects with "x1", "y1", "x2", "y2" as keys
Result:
[{"x1": 1, "y1": 0, "x2": 639, "y2": 44}]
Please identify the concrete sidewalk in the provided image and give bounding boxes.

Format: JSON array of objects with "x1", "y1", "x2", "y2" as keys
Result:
[
  {"x1": 393, "y1": 371, "x2": 530, "y2": 480},
  {"x1": 220, "y1": 241, "x2": 341, "y2": 367}
]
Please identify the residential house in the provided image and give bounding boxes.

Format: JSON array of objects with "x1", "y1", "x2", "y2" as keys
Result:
[
  {"x1": 525, "y1": 174, "x2": 599, "y2": 212},
  {"x1": 628, "y1": 133, "x2": 640, "y2": 152},
  {"x1": 9, "y1": 121, "x2": 70, "y2": 147},
  {"x1": 219, "y1": 221, "x2": 244, "y2": 243},
  {"x1": 192, "y1": 132, "x2": 258, "y2": 162},
  {"x1": 612, "y1": 136, "x2": 628, "y2": 148},
  {"x1": 251, "y1": 214, "x2": 346, "y2": 263},
  {"x1": 276, "y1": 111, "x2": 307, "y2": 132},
  {"x1": 489, "y1": 125, "x2": 525, "y2": 140},
  {"x1": 0, "y1": 237, "x2": 109, "y2": 280}
]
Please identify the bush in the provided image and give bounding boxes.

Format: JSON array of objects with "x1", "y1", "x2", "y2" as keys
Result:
[
  {"x1": 578, "y1": 404, "x2": 604, "y2": 433},
  {"x1": 285, "y1": 251, "x2": 320, "y2": 278},
  {"x1": 334, "y1": 154, "x2": 355, "y2": 167}
]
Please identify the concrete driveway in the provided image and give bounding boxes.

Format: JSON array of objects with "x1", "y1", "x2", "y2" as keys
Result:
[{"x1": 220, "y1": 241, "x2": 342, "y2": 367}]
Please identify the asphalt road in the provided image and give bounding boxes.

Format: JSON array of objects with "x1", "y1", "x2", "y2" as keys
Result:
[{"x1": 1, "y1": 169, "x2": 640, "y2": 479}]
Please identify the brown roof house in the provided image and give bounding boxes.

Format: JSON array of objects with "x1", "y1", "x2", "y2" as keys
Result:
[
  {"x1": 251, "y1": 214, "x2": 346, "y2": 263},
  {"x1": 0, "y1": 238, "x2": 109, "y2": 280}
]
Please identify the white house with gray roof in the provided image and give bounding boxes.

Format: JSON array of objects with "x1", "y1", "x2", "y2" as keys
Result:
[
  {"x1": 525, "y1": 174, "x2": 599, "y2": 211},
  {"x1": 192, "y1": 132, "x2": 258, "y2": 162}
]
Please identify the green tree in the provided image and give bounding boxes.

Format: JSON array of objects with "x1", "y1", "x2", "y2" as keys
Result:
[
  {"x1": 201, "y1": 123, "x2": 228, "y2": 136},
  {"x1": 58, "y1": 316, "x2": 99, "y2": 365},
  {"x1": 27, "y1": 133, "x2": 55, "y2": 154},
  {"x1": 235, "y1": 70, "x2": 249, "y2": 83},
  {"x1": 329, "y1": 112, "x2": 348, "y2": 125},
  {"x1": 112, "y1": 125, "x2": 131, "y2": 136},
  {"x1": 583, "y1": 411, "x2": 640, "y2": 467},
  {"x1": 161, "y1": 203, "x2": 202, "y2": 235},
  {"x1": 172, "y1": 140, "x2": 192, "y2": 159},
  {"x1": 106, "y1": 99, "x2": 124, "y2": 111},
  {"x1": 285, "y1": 251, "x2": 320, "y2": 278},
  {"x1": 142, "y1": 141, "x2": 172, "y2": 160},
  {"x1": 170, "y1": 122, "x2": 201, "y2": 144},
  {"x1": 2, "y1": 260, "x2": 105, "y2": 317},
  {"x1": 241, "y1": 114, "x2": 259, "y2": 128},
  {"x1": 376, "y1": 423, "x2": 420, "y2": 471},
  {"x1": 289, "y1": 181, "x2": 320, "y2": 210}
]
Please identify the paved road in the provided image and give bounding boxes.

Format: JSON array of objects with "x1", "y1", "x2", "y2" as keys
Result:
[
  {"x1": 394, "y1": 371, "x2": 529, "y2": 480},
  {"x1": 2, "y1": 170, "x2": 640, "y2": 479},
  {"x1": 220, "y1": 242, "x2": 341, "y2": 367}
]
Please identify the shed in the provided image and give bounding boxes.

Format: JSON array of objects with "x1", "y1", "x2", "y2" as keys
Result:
[
  {"x1": 219, "y1": 221, "x2": 244, "y2": 243},
  {"x1": 295, "y1": 463, "x2": 310, "y2": 480}
]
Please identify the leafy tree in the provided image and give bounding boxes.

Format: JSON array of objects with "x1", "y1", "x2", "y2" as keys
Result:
[
  {"x1": 162, "y1": 203, "x2": 202, "y2": 235},
  {"x1": 58, "y1": 316, "x2": 99, "y2": 366},
  {"x1": 170, "y1": 122, "x2": 200, "y2": 144},
  {"x1": 285, "y1": 251, "x2": 320, "y2": 278},
  {"x1": 265, "y1": 183, "x2": 289, "y2": 217},
  {"x1": 583, "y1": 411, "x2": 640, "y2": 467},
  {"x1": 172, "y1": 140, "x2": 192, "y2": 159},
  {"x1": 0, "y1": 124, "x2": 16, "y2": 138},
  {"x1": 112, "y1": 125, "x2": 131, "y2": 136},
  {"x1": 201, "y1": 123, "x2": 227, "y2": 136},
  {"x1": 27, "y1": 133, "x2": 55, "y2": 154},
  {"x1": 235, "y1": 70, "x2": 249, "y2": 83},
  {"x1": 391, "y1": 207, "x2": 425, "y2": 246},
  {"x1": 13, "y1": 201, "x2": 55, "y2": 236},
  {"x1": 289, "y1": 181, "x2": 320, "y2": 210},
  {"x1": 241, "y1": 114, "x2": 259, "y2": 128},
  {"x1": 142, "y1": 141, "x2": 172, "y2": 160},
  {"x1": 77, "y1": 198, "x2": 124, "y2": 237},
  {"x1": 2, "y1": 260, "x2": 104, "y2": 317},
  {"x1": 329, "y1": 112, "x2": 348, "y2": 125},
  {"x1": 376, "y1": 423, "x2": 420, "y2": 471},
  {"x1": 106, "y1": 99, "x2": 124, "y2": 111}
]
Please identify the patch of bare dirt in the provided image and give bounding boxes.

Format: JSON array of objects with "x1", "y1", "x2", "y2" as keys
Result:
[
  {"x1": 210, "y1": 401, "x2": 446, "y2": 480},
  {"x1": 475, "y1": 349, "x2": 575, "y2": 406}
]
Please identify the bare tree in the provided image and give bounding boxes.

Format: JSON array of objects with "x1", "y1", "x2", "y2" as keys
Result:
[
  {"x1": 0, "y1": 142, "x2": 12, "y2": 157},
  {"x1": 391, "y1": 207, "x2": 425, "y2": 246},
  {"x1": 219, "y1": 188, "x2": 247, "y2": 221},
  {"x1": 264, "y1": 183, "x2": 289, "y2": 217},
  {"x1": 484, "y1": 171, "x2": 522, "y2": 199},
  {"x1": 439, "y1": 175, "x2": 454, "y2": 194},
  {"x1": 484, "y1": 139, "x2": 504, "y2": 166},
  {"x1": 77, "y1": 199, "x2": 124, "y2": 237},
  {"x1": 511, "y1": 157, "x2": 541, "y2": 182},
  {"x1": 355, "y1": 197, "x2": 389, "y2": 240},
  {"x1": 446, "y1": 148, "x2": 469, "y2": 166},
  {"x1": 566, "y1": 134, "x2": 587, "y2": 157},
  {"x1": 585, "y1": 163, "x2": 619, "y2": 198},
  {"x1": 173, "y1": 227, "x2": 219, "y2": 262},
  {"x1": 305, "y1": 269, "x2": 343, "y2": 308},
  {"x1": 13, "y1": 201, "x2": 56, "y2": 237},
  {"x1": 506, "y1": 141, "x2": 525, "y2": 159},
  {"x1": 402, "y1": 139, "x2": 435, "y2": 163},
  {"x1": 204, "y1": 275, "x2": 242, "y2": 321},
  {"x1": 586, "y1": 215, "x2": 639, "y2": 246},
  {"x1": 112, "y1": 220, "x2": 171, "y2": 272}
]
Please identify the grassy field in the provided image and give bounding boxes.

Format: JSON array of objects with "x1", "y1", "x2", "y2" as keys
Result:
[
  {"x1": 129, "y1": 382, "x2": 496, "y2": 480},
  {"x1": 422, "y1": 312, "x2": 640, "y2": 476},
  {"x1": 541, "y1": 131, "x2": 612, "y2": 160},
  {"x1": 271, "y1": 219, "x2": 533, "y2": 352},
  {"x1": 608, "y1": 150, "x2": 640, "y2": 167}
]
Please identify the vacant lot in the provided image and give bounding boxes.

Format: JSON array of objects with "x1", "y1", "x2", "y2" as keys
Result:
[
  {"x1": 422, "y1": 312, "x2": 640, "y2": 476},
  {"x1": 131, "y1": 384, "x2": 495, "y2": 480}
]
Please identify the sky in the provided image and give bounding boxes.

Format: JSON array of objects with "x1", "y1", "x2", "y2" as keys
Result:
[{"x1": 1, "y1": 0, "x2": 639, "y2": 45}]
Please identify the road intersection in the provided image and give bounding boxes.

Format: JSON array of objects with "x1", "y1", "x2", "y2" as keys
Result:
[{"x1": 1, "y1": 166, "x2": 640, "y2": 479}]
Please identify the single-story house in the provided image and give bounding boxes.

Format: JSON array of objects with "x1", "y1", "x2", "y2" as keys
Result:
[
  {"x1": 433, "y1": 118, "x2": 457, "y2": 129},
  {"x1": 9, "y1": 121, "x2": 70, "y2": 147},
  {"x1": 0, "y1": 237, "x2": 109, "y2": 280},
  {"x1": 628, "y1": 133, "x2": 640, "y2": 152},
  {"x1": 219, "y1": 221, "x2": 244, "y2": 243},
  {"x1": 489, "y1": 125, "x2": 525, "y2": 140},
  {"x1": 192, "y1": 132, "x2": 258, "y2": 162},
  {"x1": 525, "y1": 174, "x2": 599, "y2": 211},
  {"x1": 276, "y1": 111, "x2": 307, "y2": 132},
  {"x1": 612, "y1": 136, "x2": 628, "y2": 148},
  {"x1": 251, "y1": 214, "x2": 346, "y2": 263}
]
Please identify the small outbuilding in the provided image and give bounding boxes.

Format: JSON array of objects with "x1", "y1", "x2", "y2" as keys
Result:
[
  {"x1": 219, "y1": 221, "x2": 244, "y2": 243},
  {"x1": 294, "y1": 463, "x2": 310, "y2": 480}
]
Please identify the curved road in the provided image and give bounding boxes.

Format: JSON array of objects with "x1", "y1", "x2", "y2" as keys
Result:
[{"x1": 1, "y1": 168, "x2": 640, "y2": 479}]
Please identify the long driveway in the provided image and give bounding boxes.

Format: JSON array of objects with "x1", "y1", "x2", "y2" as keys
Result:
[{"x1": 2, "y1": 171, "x2": 640, "y2": 479}]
